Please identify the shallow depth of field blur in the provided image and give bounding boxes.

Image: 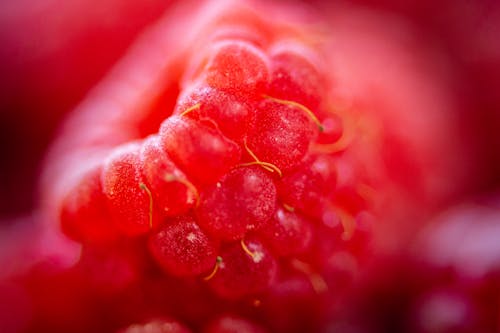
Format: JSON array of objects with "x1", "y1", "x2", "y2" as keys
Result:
[{"x1": 1, "y1": 0, "x2": 500, "y2": 332}]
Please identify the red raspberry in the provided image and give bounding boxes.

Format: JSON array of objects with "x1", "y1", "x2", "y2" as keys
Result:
[
  {"x1": 267, "y1": 41, "x2": 326, "y2": 111},
  {"x1": 140, "y1": 136, "x2": 196, "y2": 217},
  {"x1": 196, "y1": 166, "x2": 277, "y2": 241},
  {"x1": 204, "y1": 40, "x2": 269, "y2": 97},
  {"x1": 38, "y1": 2, "x2": 385, "y2": 332},
  {"x1": 102, "y1": 143, "x2": 157, "y2": 236},
  {"x1": 278, "y1": 154, "x2": 338, "y2": 218},
  {"x1": 207, "y1": 238, "x2": 278, "y2": 299},
  {"x1": 148, "y1": 215, "x2": 218, "y2": 277},
  {"x1": 256, "y1": 206, "x2": 313, "y2": 257},
  {"x1": 245, "y1": 98, "x2": 317, "y2": 171},
  {"x1": 174, "y1": 85, "x2": 253, "y2": 143},
  {"x1": 159, "y1": 115, "x2": 241, "y2": 186}
]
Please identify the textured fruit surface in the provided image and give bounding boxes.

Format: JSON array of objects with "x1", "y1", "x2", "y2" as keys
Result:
[
  {"x1": 149, "y1": 215, "x2": 218, "y2": 277},
  {"x1": 174, "y1": 85, "x2": 252, "y2": 142},
  {"x1": 207, "y1": 238, "x2": 278, "y2": 299},
  {"x1": 102, "y1": 143, "x2": 156, "y2": 236},
  {"x1": 197, "y1": 167, "x2": 277, "y2": 240},
  {"x1": 34, "y1": 3, "x2": 373, "y2": 327},
  {"x1": 140, "y1": 136, "x2": 196, "y2": 217},
  {"x1": 204, "y1": 41, "x2": 269, "y2": 96},
  {"x1": 246, "y1": 98, "x2": 316, "y2": 171},
  {"x1": 160, "y1": 116, "x2": 242, "y2": 186}
]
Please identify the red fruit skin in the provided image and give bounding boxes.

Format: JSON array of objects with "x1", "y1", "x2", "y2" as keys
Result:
[
  {"x1": 102, "y1": 143, "x2": 156, "y2": 236},
  {"x1": 246, "y1": 98, "x2": 316, "y2": 171},
  {"x1": 208, "y1": 239, "x2": 278, "y2": 300},
  {"x1": 278, "y1": 154, "x2": 337, "y2": 218},
  {"x1": 196, "y1": 167, "x2": 277, "y2": 241},
  {"x1": 60, "y1": 164, "x2": 117, "y2": 243},
  {"x1": 159, "y1": 116, "x2": 241, "y2": 186},
  {"x1": 204, "y1": 40, "x2": 269, "y2": 97},
  {"x1": 257, "y1": 206, "x2": 313, "y2": 257},
  {"x1": 139, "y1": 136, "x2": 195, "y2": 217},
  {"x1": 267, "y1": 42, "x2": 325, "y2": 111},
  {"x1": 315, "y1": 112, "x2": 343, "y2": 146},
  {"x1": 174, "y1": 85, "x2": 253, "y2": 143},
  {"x1": 148, "y1": 215, "x2": 218, "y2": 277}
]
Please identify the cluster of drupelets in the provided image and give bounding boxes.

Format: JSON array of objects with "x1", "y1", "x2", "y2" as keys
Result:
[{"x1": 56, "y1": 16, "x2": 375, "y2": 333}]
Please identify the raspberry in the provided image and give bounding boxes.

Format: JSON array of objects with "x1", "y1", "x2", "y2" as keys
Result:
[
  {"x1": 159, "y1": 115, "x2": 241, "y2": 186},
  {"x1": 38, "y1": 2, "x2": 383, "y2": 332},
  {"x1": 174, "y1": 85, "x2": 252, "y2": 142},
  {"x1": 257, "y1": 206, "x2": 313, "y2": 257},
  {"x1": 139, "y1": 136, "x2": 196, "y2": 217},
  {"x1": 197, "y1": 166, "x2": 277, "y2": 241},
  {"x1": 267, "y1": 41, "x2": 325, "y2": 111},
  {"x1": 207, "y1": 238, "x2": 278, "y2": 299},
  {"x1": 315, "y1": 112, "x2": 344, "y2": 146},
  {"x1": 278, "y1": 154, "x2": 338, "y2": 218},
  {"x1": 245, "y1": 98, "x2": 317, "y2": 171},
  {"x1": 204, "y1": 41, "x2": 269, "y2": 97},
  {"x1": 102, "y1": 143, "x2": 158, "y2": 236},
  {"x1": 148, "y1": 215, "x2": 218, "y2": 277}
]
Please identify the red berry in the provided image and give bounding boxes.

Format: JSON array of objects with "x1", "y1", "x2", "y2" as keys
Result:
[
  {"x1": 204, "y1": 40, "x2": 269, "y2": 97},
  {"x1": 37, "y1": 2, "x2": 387, "y2": 332},
  {"x1": 159, "y1": 115, "x2": 241, "y2": 186},
  {"x1": 207, "y1": 239, "x2": 278, "y2": 299},
  {"x1": 268, "y1": 42, "x2": 325, "y2": 110},
  {"x1": 174, "y1": 85, "x2": 253, "y2": 142},
  {"x1": 315, "y1": 112, "x2": 344, "y2": 146},
  {"x1": 139, "y1": 136, "x2": 196, "y2": 217},
  {"x1": 197, "y1": 167, "x2": 277, "y2": 241},
  {"x1": 148, "y1": 215, "x2": 218, "y2": 277},
  {"x1": 246, "y1": 98, "x2": 317, "y2": 171},
  {"x1": 279, "y1": 154, "x2": 337, "y2": 218},
  {"x1": 257, "y1": 206, "x2": 313, "y2": 257},
  {"x1": 102, "y1": 143, "x2": 157, "y2": 236}
]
